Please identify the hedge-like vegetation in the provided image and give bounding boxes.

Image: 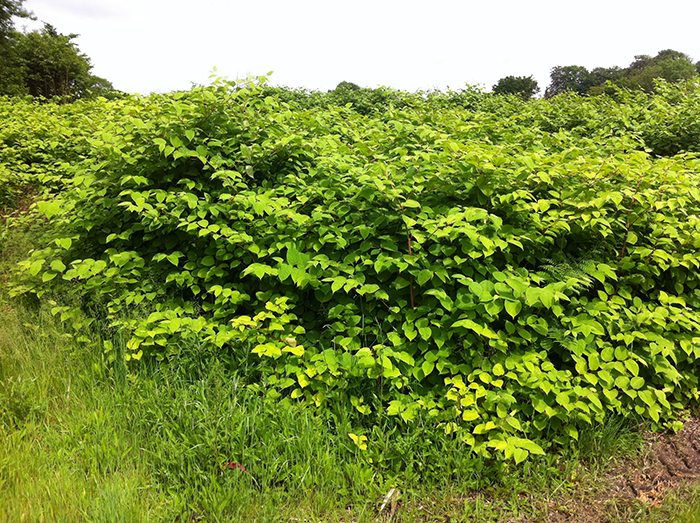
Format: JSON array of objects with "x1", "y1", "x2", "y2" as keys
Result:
[{"x1": 6, "y1": 78, "x2": 700, "y2": 463}]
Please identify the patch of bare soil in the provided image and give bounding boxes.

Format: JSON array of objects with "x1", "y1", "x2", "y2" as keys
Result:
[{"x1": 545, "y1": 418, "x2": 700, "y2": 523}]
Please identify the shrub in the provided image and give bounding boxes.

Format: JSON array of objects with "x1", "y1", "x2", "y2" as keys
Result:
[{"x1": 12, "y1": 77, "x2": 700, "y2": 463}]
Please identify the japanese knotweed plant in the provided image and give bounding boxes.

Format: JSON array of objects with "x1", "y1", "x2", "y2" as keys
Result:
[
  {"x1": 13, "y1": 77, "x2": 700, "y2": 463},
  {"x1": 0, "y1": 96, "x2": 118, "y2": 211}
]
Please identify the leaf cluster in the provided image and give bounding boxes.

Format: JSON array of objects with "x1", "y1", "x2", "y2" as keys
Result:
[{"x1": 9, "y1": 77, "x2": 700, "y2": 464}]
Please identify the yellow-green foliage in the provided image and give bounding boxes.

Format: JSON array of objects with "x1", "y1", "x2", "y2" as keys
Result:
[
  {"x1": 0, "y1": 96, "x2": 116, "y2": 211},
  {"x1": 7, "y1": 78, "x2": 700, "y2": 464}
]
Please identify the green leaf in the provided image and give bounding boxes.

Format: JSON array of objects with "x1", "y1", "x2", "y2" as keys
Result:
[
  {"x1": 29, "y1": 260, "x2": 44, "y2": 276},
  {"x1": 50, "y1": 260, "x2": 66, "y2": 272},
  {"x1": 506, "y1": 417, "x2": 522, "y2": 431},
  {"x1": 286, "y1": 244, "x2": 309, "y2": 268},
  {"x1": 505, "y1": 277, "x2": 528, "y2": 295},
  {"x1": 418, "y1": 326, "x2": 432, "y2": 341},
  {"x1": 514, "y1": 438, "x2": 545, "y2": 455},
  {"x1": 36, "y1": 200, "x2": 61, "y2": 218},
  {"x1": 601, "y1": 346, "x2": 614, "y2": 362},
  {"x1": 417, "y1": 269, "x2": 433, "y2": 286},
  {"x1": 243, "y1": 263, "x2": 275, "y2": 279},
  {"x1": 521, "y1": 156, "x2": 535, "y2": 170},
  {"x1": 587, "y1": 352, "x2": 600, "y2": 372},
  {"x1": 348, "y1": 433, "x2": 367, "y2": 451},
  {"x1": 624, "y1": 359, "x2": 640, "y2": 376},
  {"x1": 630, "y1": 377, "x2": 645, "y2": 390},
  {"x1": 485, "y1": 300, "x2": 504, "y2": 316},
  {"x1": 462, "y1": 410, "x2": 479, "y2": 421},
  {"x1": 278, "y1": 263, "x2": 293, "y2": 282},
  {"x1": 55, "y1": 238, "x2": 72, "y2": 250},
  {"x1": 167, "y1": 252, "x2": 182, "y2": 266},
  {"x1": 504, "y1": 300, "x2": 522, "y2": 318},
  {"x1": 638, "y1": 390, "x2": 656, "y2": 408},
  {"x1": 513, "y1": 448, "x2": 529, "y2": 464},
  {"x1": 392, "y1": 351, "x2": 415, "y2": 366}
]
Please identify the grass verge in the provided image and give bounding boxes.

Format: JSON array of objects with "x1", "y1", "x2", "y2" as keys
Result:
[
  {"x1": 0, "y1": 218, "x2": 693, "y2": 523},
  {"x1": 2, "y1": 298, "x2": 679, "y2": 523}
]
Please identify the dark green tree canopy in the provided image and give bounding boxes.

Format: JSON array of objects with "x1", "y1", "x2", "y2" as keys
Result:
[
  {"x1": 654, "y1": 49, "x2": 691, "y2": 62},
  {"x1": 620, "y1": 49, "x2": 697, "y2": 91},
  {"x1": 0, "y1": 22, "x2": 115, "y2": 99},
  {"x1": 545, "y1": 66, "x2": 596, "y2": 98},
  {"x1": 0, "y1": 0, "x2": 32, "y2": 41},
  {"x1": 492, "y1": 75, "x2": 539, "y2": 100},
  {"x1": 333, "y1": 81, "x2": 361, "y2": 93},
  {"x1": 546, "y1": 50, "x2": 699, "y2": 98}
]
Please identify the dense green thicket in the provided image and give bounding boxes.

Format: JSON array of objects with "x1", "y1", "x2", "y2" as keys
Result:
[
  {"x1": 260, "y1": 79, "x2": 700, "y2": 157},
  {"x1": 6, "y1": 79, "x2": 700, "y2": 463},
  {"x1": 0, "y1": 96, "x2": 117, "y2": 210}
]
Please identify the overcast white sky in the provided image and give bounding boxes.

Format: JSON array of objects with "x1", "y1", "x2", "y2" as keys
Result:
[{"x1": 14, "y1": 0, "x2": 700, "y2": 95}]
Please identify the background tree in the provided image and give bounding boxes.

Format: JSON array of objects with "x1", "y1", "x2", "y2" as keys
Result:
[
  {"x1": 492, "y1": 75, "x2": 539, "y2": 100},
  {"x1": 544, "y1": 66, "x2": 596, "y2": 98},
  {"x1": 0, "y1": 22, "x2": 115, "y2": 99},
  {"x1": 620, "y1": 49, "x2": 697, "y2": 91},
  {"x1": 589, "y1": 66, "x2": 624, "y2": 86},
  {"x1": 0, "y1": 0, "x2": 31, "y2": 94},
  {"x1": 0, "y1": 0, "x2": 32, "y2": 42},
  {"x1": 545, "y1": 51, "x2": 698, "y2": 98},
  {"x1": 587, "y1": 67, "x2": 625, "y2": 96},
  {"x1": 332, "y1": 81, "x2": 361, "y2": 93}
]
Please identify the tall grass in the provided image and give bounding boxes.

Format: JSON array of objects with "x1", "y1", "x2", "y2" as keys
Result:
[
  {"x1": 0, "y1": 218, "x2": 676, "y2": 523},
  {"x1": 1, "y1": 297, "x2": 666, "y2": 522},
  {"x1": 0, "y1": 301, "x2": 487, "y2": 522},
  {"x1": 0, "y1": 305, "x2": 169, "y2": 522}
]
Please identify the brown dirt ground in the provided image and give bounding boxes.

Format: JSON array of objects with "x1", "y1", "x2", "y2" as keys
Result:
[
  {"x1": 535, "y1": 418, "x2": 700, "y2": 523},
  {"x1": 376, "y1": 418, "x2": 700, "y2": 523}
]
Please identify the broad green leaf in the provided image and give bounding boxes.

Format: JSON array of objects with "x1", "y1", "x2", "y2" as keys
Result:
[
  {"x1": 624, "y1": 359, "x2": 640, "y2": 376},
  {"x1": 50, "y1": 260, "x2": 66, "y2": 272},
  {"x1": 55, "y1": 238, "x2": 72, "y2": 250},
  {"x1": 505, "y1": 300, "x2": 522, "y2": 318},
  {"x1": 417, "y1": 269, "x2": 433, "y2": 286},
  {"x1": 36, "y1": 200, "x2": 61, "y2": 218},
  {"x1": 418, "y1": 326, "x2": 432, "y2": 341},
  {"x1": 29, "y1": 260, "x2": 44, "y2": 276},
  {"x1": 514, "y1": 438, "x2": 545, "y2": 455},
  {"x1": 462, "y1": 410, "x2": 479, "y2": 421},
  {"x1": 348, "y1": 433, "x2": 367, "y2": 451},
  {"x1": 630, "y1": 376, "x2": 645, "y2": 389}
]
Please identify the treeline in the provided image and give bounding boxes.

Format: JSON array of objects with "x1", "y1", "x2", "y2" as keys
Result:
[
  {"x1": 545, "y1": 49, "x2": 700, "y2": 97},
  {"x1": 495, "y1": 49, "x2": 699, "y2": 100},
  {"x1": 0, "y1": 0, "x2": 119, "y2": 100},
  {"x1": 269, "y1": 47, "x2": 700, "y2": 112},
  {"x1": 1, "y1": 0, "x2": 699, "y2": 105}
]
